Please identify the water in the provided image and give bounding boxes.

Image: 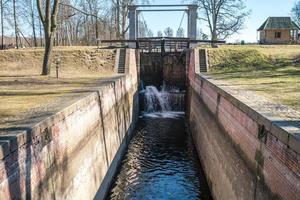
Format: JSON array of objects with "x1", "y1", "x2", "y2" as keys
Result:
[
  {"x1": 107, "y1": 86, "x2": 211, "y2": 200},
  {"x1": 141, "y1": 85, "x2": 185, "y2": 113}
]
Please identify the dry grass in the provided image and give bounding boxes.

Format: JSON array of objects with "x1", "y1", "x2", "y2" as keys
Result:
[
  {"x1": 207, "y1": 45, "x2": 300, "y2": 111},
  {"x1": 0, "y1": 46, "x2": 116, "y2": 125},
  {"x1": 210, "y1": 45, "x2": 300, "y2": 58},
  {"x1": 0, "y1": 46, "x2": 115, "y2": 78},
  {"x1": 0, "y1": 76, "x2": 105, "y2": 117}
]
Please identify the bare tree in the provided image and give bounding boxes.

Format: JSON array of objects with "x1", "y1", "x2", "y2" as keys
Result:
[
  {"x1": 196, "y1": 0, "x2": 250, "y2": 40},
  {"x1": 38, "y1": 17, "x2": 43, "y2": 46},
  {"x1": 164, "y1": 27, "x2": 173, "y2": 37},
  {"x1": 197, "y1": 28, "x2": 208, "y2": 40},
  {"x1": 111, "y1": 0, "x2": 134, "y2": 39},
  {"x1": 157, "y1": 30, "x2": 163, "y2": 37},
  {"x1": 292, "y1": 1, "x2": 300, "y2": 25},
  {"x1": 19, "y1": 0, "x2": 39, "y2": 47},
  {"x1": 0, "y1": 0, "x2": 4, "y2": 49},
  {"x1": 13, "y1": 0, "x2": 19, "y2": 48},
  {"x1": 176, "y1": 27, "x2": 185, "y2": 37},
  {"x1": 138, "y1": 19, "x2": 153, "y2": 37},
  {"x1": 147, "y1": 29, "x2": 153, "y2": 37},
  {"x1": 54, "y1": 0, "x2": 111, "y2": 45},
  {"x1": 37, "y1": 0, "x2": 60, "y2": 75},
  {"x1": 111, "y1": 0, "x2": 149, "y2": 39},
  {"x1": 2, "y1": 0, "x2": 140, "y2": 50},
  {"x1": 29, "y1": 0, "x2": 38, "y2": 47}
]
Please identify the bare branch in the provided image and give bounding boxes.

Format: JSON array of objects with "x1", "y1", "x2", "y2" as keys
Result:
[
  {"x1": 58, "y1": 2, "x2": 105, "y2": 22},
  {"x1": 196, "y1": 0, "x2": 250, "y2": 40}
]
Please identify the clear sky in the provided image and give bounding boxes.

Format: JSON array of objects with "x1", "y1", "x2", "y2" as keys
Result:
[{"x1": 141, "y1": 0, "x2": 297, "y2": 42}]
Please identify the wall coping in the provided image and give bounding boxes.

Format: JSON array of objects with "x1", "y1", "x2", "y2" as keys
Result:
[
  {"x1": 0, "y1": 48, "x2": 138, "y2": 160},
  {"x1": 195, "y1": 74, "x2": 300, "y2": 154}
]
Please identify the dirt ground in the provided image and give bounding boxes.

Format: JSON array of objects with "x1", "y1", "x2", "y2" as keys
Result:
[{"x1": 0, "y1": 47, "x2": 117, "y2": 129}]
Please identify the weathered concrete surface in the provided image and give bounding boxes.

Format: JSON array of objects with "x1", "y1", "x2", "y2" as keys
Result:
[
  {"x1": 140, "y1": 52, "x2": 163, "y2": 88},
  {"x1": 163, "y1": 52, "x2": 187, "y2": 90},
  {"x1": 140, "y1": 52, "x2": 186, "y2": 90},
  {"x1": 0, "y1": 49, "x2": 139, "y2": 200},
  {"x1": 187, "y1": 49, "x2": 300, "y2": 200}
]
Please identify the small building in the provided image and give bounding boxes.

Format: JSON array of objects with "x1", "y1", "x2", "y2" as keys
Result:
[{"x1": 257, "y1": 17, "x2": 300, "y2": 44}]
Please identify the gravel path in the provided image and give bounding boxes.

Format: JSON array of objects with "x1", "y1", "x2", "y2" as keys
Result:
[{"x1": 206, "y1": 76, "x2": 300, "y2": 136}]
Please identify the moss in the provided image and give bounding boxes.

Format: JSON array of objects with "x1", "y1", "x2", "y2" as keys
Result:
[{"x1": 255, "y1": 150, "x2": 264, "y2": 167}]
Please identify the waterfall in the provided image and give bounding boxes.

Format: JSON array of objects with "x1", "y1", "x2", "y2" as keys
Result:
[{"x1": 142, "y1": 85, "x2": 185, "y2": 113}]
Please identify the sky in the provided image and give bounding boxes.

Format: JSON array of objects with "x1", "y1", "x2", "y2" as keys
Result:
[{"x1": 141, "y1": 0, "x2": 297, "y2": 42}]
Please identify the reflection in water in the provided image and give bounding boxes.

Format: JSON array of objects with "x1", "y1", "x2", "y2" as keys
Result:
[{"x1": 107, "y1": 113, "x2": 211, "y2": 200}]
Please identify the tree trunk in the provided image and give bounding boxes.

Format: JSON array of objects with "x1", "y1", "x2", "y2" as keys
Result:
[
  {"x1": 211, "y1": 28, "x2": 218, "y2": 47},
  {"x1": 13, "y1": 0, "x2": 19, "y2": 49},
  {"x1": 30, "y1": 0, "x2": 37, "y2": 47},
  {"x1": 1, "y1": 0, "x2": 4, "y2": 49},
  {"x1": 116, "y1": 0, "x2": 120, "y2": 39},
  {"x1": 212, "y1": 28, "x2": 217, "y2": 40},
  {"x1": 32, "y1": 24, "x2": 37, "y2": 47},
  {"x1": 211, "y1": 12, "x2": 218, "y2": 47},
  {"x1": 37, "y1": 0, "x2": 59, "y2": 75},
  {"x1": 41, "y1": 34, "x2": 54, "y2": 75},
  {"x1": 39, "y1": 20, "x2": 43, "y2": 46},
  {"x1": 95, "y1": 17, "x2": 99, "y2": 46}
]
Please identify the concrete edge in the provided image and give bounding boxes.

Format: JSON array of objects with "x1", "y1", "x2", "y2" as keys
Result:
[
  {"x1": 196, "y1": 74, "x2": 300, "y2": 154},
  {"x1": 0, "y1": 81, "x2": 116, "y2": 160},
  {"x1": 0, "y1": 48, "x2": 139, "y2": 161}
]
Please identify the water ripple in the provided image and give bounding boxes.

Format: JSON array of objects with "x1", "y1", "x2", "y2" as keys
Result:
[{"x1": 107, "y1": 116, "x2": 211, "y2": 200}]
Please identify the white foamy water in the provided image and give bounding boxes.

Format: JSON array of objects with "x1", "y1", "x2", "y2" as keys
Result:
[
  {"x1": 144, "y1": 86, "x2": 171, "y2": 112},
  {"x1": 142, "y1": 85, "x2": 185, "y2": 113},
  {"x1": 141, "y1": 111, "x2": 185, "y2": 119}
]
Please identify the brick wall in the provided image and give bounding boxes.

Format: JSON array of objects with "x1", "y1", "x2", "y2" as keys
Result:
[
  {"x1": 0, "y1": 49, "x2": 139, "y2": 200},
  {"x1": 187, "y1": 49, "x2": 300, "y2": 200}
]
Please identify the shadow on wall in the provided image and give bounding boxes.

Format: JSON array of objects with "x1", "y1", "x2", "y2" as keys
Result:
[
  {"x1": 0, "y1": 77, "x2": 138, "y2": 199},
  {"x1": 94, "y1": 81, "x2": 139, "y2": 199}
]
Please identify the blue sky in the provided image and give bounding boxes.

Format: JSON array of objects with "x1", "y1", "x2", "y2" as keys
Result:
[{"x1": 141, "y1": 0, "x2": 297, "y2": 42}]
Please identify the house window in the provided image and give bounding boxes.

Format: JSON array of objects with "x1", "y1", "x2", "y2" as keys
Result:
[{"x1": 275, "y1": 32, "x2": 281, "y2": 38}]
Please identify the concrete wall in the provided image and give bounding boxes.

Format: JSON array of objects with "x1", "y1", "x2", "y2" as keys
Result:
[
  {"x1": 0, "y1": 49, "x2": 139, "y2": 200},
  {"x1": 140, "y1": 52, "x2": 186, "y2": 90},
  {"x1": 163, "y1": 52, "x2": 187, "y2": 90},
  {"x1": 140, "y1": 52, "x2": 162, "y2": 88},
  {"x1": 187, "y1": 49, "x2": 300, "y2": 200}
]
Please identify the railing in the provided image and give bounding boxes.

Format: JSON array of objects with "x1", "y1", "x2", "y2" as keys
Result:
[{"x1": 100, "y1": 37, "x2": 225, "y2": 53}]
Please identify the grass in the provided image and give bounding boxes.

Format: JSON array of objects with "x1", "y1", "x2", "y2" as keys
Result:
[
  {"x1": 0, "y1": 47, "x2": 116, "y2": 128},
  {"x1": 207, "y1": 45, "x2": 300, "y2": 111},
  {"x1": 0, "y1": 76, "x2": 104, "y2": 117}
]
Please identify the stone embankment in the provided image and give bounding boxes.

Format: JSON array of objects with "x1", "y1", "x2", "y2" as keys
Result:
[
  {"x1": 187, "y1": 49, "x2": 299, "y2": 200},
  {"x1": 0, "y1": 49, "x2": 139, "y2": 200}
]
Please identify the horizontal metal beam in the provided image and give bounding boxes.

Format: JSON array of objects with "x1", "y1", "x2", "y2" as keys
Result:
[
  {"x1": 133, "y1": 4, "x2": 197, "y2": 7},
  {"x1": 137, "y1": 9, "x2": 188, "y2": 12},
  {"x1": 138, "y1": 37, "x2": 189, "y2": 40},
  {"x1": 100, "y1": 39, "x2": 225, "y2": 44}
]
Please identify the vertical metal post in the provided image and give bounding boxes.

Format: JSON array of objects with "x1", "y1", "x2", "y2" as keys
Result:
[
  {"x1": 128, "y1": 5, "x2": 137, "y2": 40},
  {"x1": 188, "y1": 5, "x2": 198, "y2": 47},
  {"x1": 136, "y1": 10, "x2": 140, "y2": 39},
  {"x1": 187, "y1": 10, "x2": 191, "y2": 39},
  {"x1": 188, "y1": 5, "x2": 198, "y2": 39},
  {"x1": 128, "y1": 5, "x2": 137, "y2": 48},
  {"x1": 161, "y1": 39, "x2": 165, "y2": 55}
]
